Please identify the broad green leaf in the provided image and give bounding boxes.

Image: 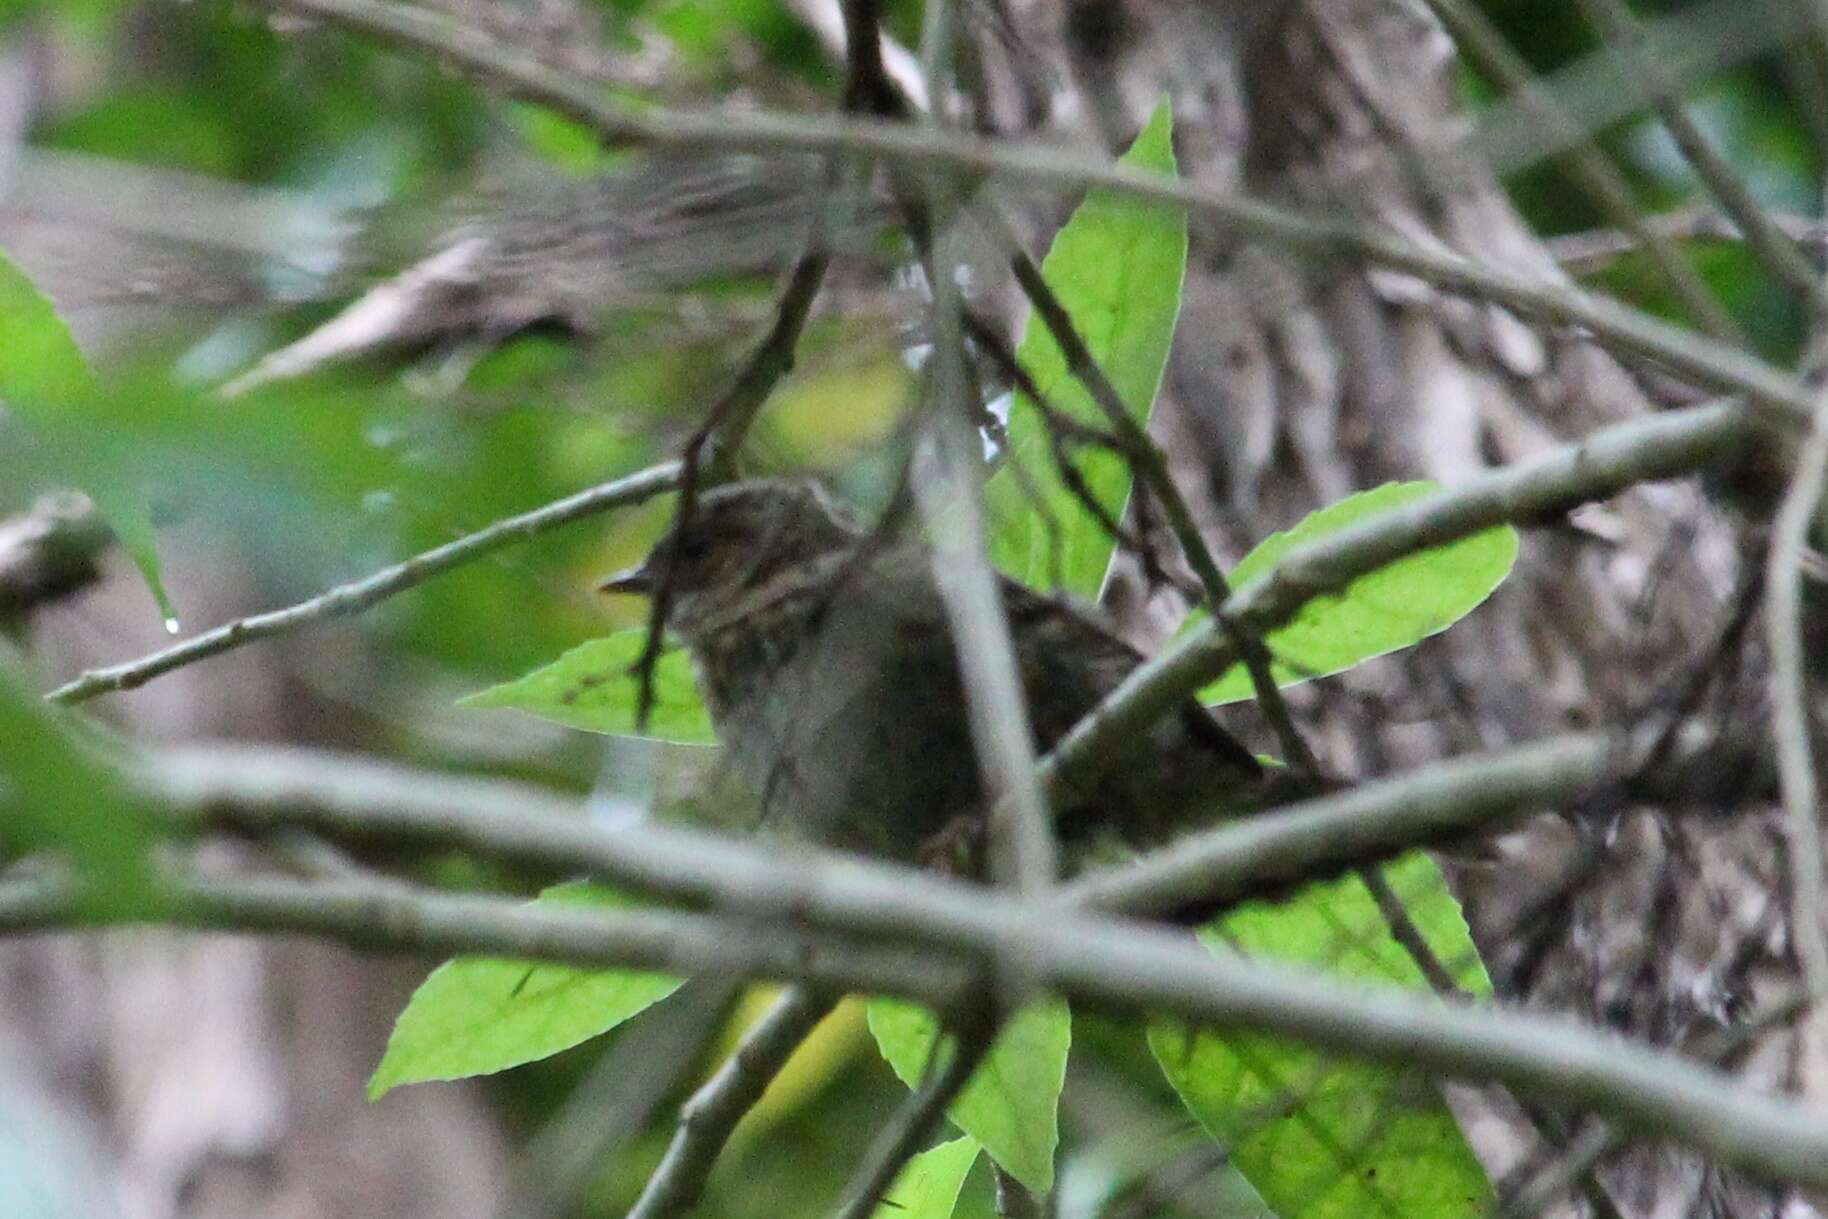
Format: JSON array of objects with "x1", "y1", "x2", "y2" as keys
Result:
[
  {"x1": 0, "y1": 665, "x2": 156, "y2": 914},
  {"x1": 369, "y1": 882, "x2": 684, "y2": 1098},
  {"x1": 1197, "y1": 482, "x2": 1519, "y2": 704},
  {"x1": 457, "y1": 629, "x2": 716, "y2": 744},
  {"x1": 0, "y1": 250, "x2": 174, "y2": 622},
  {"x1": 1150, "y1": 853, "x2": 1494, "y2": 1219},
  {"x1": 868, "y1": 997, "x2": 1069, "y2": 1193},
  {"x1": 986, "y1": 98, "x2": 1187, "y2": 599},
  {"x1": 874, "y1": 1136, "x2": 980, "y2": 1219}
]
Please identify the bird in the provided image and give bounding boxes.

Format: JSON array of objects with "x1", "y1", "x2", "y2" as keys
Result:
[{"x1": 601, "y1": 480, "x2": 1264, "y2": 873}]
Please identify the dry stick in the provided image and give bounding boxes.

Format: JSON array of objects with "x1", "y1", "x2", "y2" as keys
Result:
[
  {"x1": 43, "y1": 461, "x2": 681, "y2": 704},
  {"x1": 829, "y1": 1016, "x2": 996, "y2": 1219},
  {"x1": 1576, "y1": 0, "x2": 1827, "y2": 309},
  {"x1": 1767, "y1": 388, "x2": 1828, "y2": 998},
  {"x1": 1037, "y1": 398, "x2": 1750, "y2": 813},
  {"x1": 506, "y1": 977, "x2": 743, "y2": 1219},
  {"x1": 629, "y1": 252, "x2": 829, "y2": 729},
  {"x1": 625, "y1": 986, "x2": 838, "y2": 1219},
  {"x1": 961, "y1": 309, "x2": 1185, "y2": 597},
  {"x1": 1544, "y1": 206, "x2": 1828, "y2": 274},
  {"x1": 24, "y1": 793, "x2": 1828, "y2": 1193},
  {"x1": 994, "y1": 229, "x2": 1321, "y2": 780},
  {"x1": 253, "y1": 0, "x2": 1823, "y2": 427},
  {"x1": 1422, "y1": 0, "x2": 1742, "y2": 342}
]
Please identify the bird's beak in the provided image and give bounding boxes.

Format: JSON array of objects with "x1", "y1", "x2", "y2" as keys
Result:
[{"x1": 597, "y1": 562, "x2": 654, "y2": 596}]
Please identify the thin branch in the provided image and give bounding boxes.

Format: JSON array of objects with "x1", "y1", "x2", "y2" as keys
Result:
[
  {"x1": 626, "y1": 986, "x2": 838, "y2": 1219},
  {"x1": 994, "y1": 228, "x2": 1321, "y2": 780},
  {"x1": 1767, "y1": 388, "x2": 1828, "y2": 997},
  {"x1": 1064, "y1": 733, "x2": 1624, "y2": 918},
  {"x1": 250, "y1": 0, "x2": 1825, "y2": 426},
  {"x1": 1036, "y1": 399, "x2": 1751, "y2": 812},
  {"x1": 1547, "y1": 206, "x2": 1828, "y2": 274},
  {"x1": 44, "y1": 460, "x2": 682, "y2": 704},
  {"x1": 87, "y1": 744, "x2": 1828, "y2": 1189},
  {"x1": 829, "y1": 1014, "x2": 995, "y2": 1219},
  {"x1": 1360, "y1": 864, "x2": 1465, "y2": 998},
  {"x1": 1423, "y1": 0, "x2": 1743, "y2": 341},
  {"x1": 1575, "y1": 0, "x2": 1826, "y2": 309},
  {"x1": 632, "y1": 254, "x2": 829, "y2": 728},
  {"x1": 1497, "y1": 988, "x2": 1813, "y2": 1218},
  {"x1": 0, "y1": 866, "x2": 972, "y2": 998},
  {"x1": 505, "y1": 978, "x2": 743, "y2": 1219}
]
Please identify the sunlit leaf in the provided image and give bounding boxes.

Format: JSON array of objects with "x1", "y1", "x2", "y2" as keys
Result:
[
  {"x1": 457, "y1": 629, "x2": 715, "y2": 744},
  {"x1": 986, "y1": 98, "x2": 1186, "y2": 599},
  {"x1": 1195, "y1": 482, "x2": 1519, "y2": 704},
  {"x1": 868, "y1": 997, "x2": 1069, "y2": 1194},
  {"x1": 369, "y1": 882, "x2": 685, "y2": 1098},
  {"x1": 1150, "y1": 853, "x2": 1494, "y2": 1219},
  {"x1": 873, "y1": 1135, "x2": 980, "y2": 1219}
]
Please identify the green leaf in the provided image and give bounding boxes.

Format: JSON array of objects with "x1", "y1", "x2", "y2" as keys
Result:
[
  {"x1": 1197, "y1": 482, "x2": 1519, "y2": 704},
  {"x1": 369, "y1": 882, "x2": 685, "y2": 1098},
  {"x1": 873, "y1": 1136, "x2": 980, "y2": 1219},
  {"x1": 1150, "y1": 853, "x2": 1494, "y2": 1219},
  {"x1": 867, "y1": 997, "x2": 1069, "y2": 1193},
  {"x1": 0, "y1": 249, "x2": 174, "y2": 622},
  {"x1": 0, "y1": 664, "x2": 157, "y2": 914},
  {"x1": 457, "y1": 629, "x2": 716, "y2": 744},
  {"x1": 986, "y1": 98, "x2": 1187, "y2": 599}
]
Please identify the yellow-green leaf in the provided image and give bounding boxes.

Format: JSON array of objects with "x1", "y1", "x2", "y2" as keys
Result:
[
  {"x1": 1196, "y1": 482, "x2": 1518, "y2": 703},
  {"x1": 986, "y1": 98, "x2": 1186, "y2": 599},
  {"x1": 867, "y1": 997, "x2": 1069, "y2": 1194},
  {"x1": 458, "y1": 628, "x2": 715, "y2": 744},
  {"x1": 369, "y1": 882, "x2": 684, "y2": 1098}
]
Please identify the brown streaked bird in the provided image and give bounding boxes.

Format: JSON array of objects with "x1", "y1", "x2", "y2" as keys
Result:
[{"x1": 602, "y1": 480, "x2": 1263, "y2": 871}]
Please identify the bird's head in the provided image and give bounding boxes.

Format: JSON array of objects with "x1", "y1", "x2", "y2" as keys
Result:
[{"x1": 599, "y1": 480, "x2": 858, "y2": 634}]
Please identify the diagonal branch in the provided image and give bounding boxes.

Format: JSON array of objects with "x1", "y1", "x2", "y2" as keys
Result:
[
  {"x1": 1422, "y1": 0, "x2": 1742, "y2": 341},
  {"x1": 1036, "y1": 398, "x2": 1751, "y2": 812},
  {"x1": 626, "y1": 985, "x2": 838, "y2": 1219},
  {"x1": 829, "y1": 1011, "x2": 996, "y2": 1219},
  {"x1": 1574, "y1": 0, "x2": 1826, "y2": 310},
  {"x1": 45, "y1": 461, "x2": 682, "y2": 704}
]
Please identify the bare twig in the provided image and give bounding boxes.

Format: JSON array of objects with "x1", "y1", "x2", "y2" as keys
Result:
[
  {"x1": 1423, "y1": 0, "x2": 1743, "y2": 341},
  {"x1": 631, "y1": 254, "x2": 829, "y2": 728},
  {"x1": 829, "y1": 1012, "x2": 996, "y2": 1219},
  {"x1": 505, "y1": 978, "x2": 743, "y2": 1219},
  {"x1": 1575, "y1": 0, "x2": 1826, "y2": 309},
  {"x1": 626, "y1": 986, "x2": 838, "y2": 1219},
  {"x1": 45, "y1": 460, "x2": 682, "y2": 704},
  {"x1": 994, "y1": 229, "x2": 1322, "y2": 780},
  {"x1": 1547, "y1": 206, "x2": 1828, "y2": 274},
  {"x1": 1767, "y1": 388, "x2": 1828, "y2": 997},
  {"x1": 1038, "y1": 399, "x2": 1750, "y2": 812}
]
